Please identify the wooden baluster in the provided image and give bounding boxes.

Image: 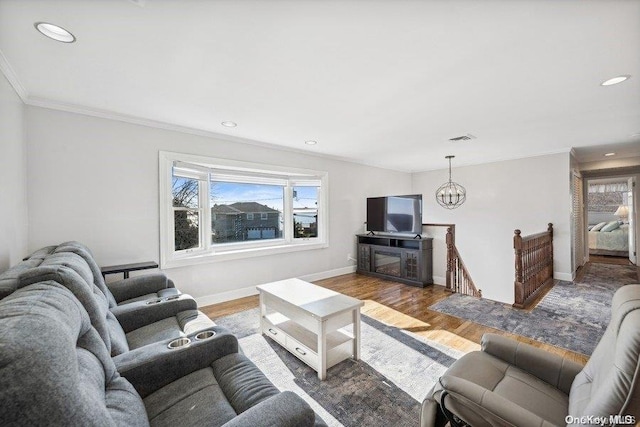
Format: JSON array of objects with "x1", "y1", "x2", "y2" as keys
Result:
[{"x1": 514, "y1": 230, "x2": 523, "y2": 303}]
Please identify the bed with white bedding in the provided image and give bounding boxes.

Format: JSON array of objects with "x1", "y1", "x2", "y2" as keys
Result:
[{"x1": 588, "y1": 223, "x2": 629, "y2": 256}]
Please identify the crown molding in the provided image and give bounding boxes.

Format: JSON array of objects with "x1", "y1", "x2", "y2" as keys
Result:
[
  {"x1": 570, "y1": 147, "x2": 578, "y2": 159},
  {"x1": 17, "y1": 91, "x2": 576, "y2": 177},
  {"x1": 581, "y1": 165, "x2": 640, "y2": 178},
  {"x1": 0, "y1": 49, "x2": 28, "y2": 101},
  {"x1": 1, "y1": 46, "x2": 576, "y2": 177},
  {"x1": 410, "y1": 147, "x2": 574, "y2": 174},
  {"x1": 25, "y1": 95, "x2": 408, "y2": 171},
  {"x1": 24, "y1": 94, "x2": 577, "y2": 176}
]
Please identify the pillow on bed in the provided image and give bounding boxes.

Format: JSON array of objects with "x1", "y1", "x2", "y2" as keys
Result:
[
  {"x1": 601, "y1": 221, "x2": 621, "y2": 232},
  {"x1": 590, "y1": 221, "x2": 608, "y2": 232}
]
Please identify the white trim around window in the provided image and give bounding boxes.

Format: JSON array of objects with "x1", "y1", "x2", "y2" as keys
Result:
[{"x1": 159, "y1": 151, "x2": 329, "y2": 269}]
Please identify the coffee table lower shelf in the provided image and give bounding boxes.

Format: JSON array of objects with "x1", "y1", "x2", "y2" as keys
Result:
[{"x1": 262, "y1": 313, "x2": 354, "y2": 375}]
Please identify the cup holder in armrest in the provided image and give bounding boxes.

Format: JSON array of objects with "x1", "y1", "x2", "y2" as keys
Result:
[
  {"x1": 146, "y1": 298, "x2": 163, "y2": 305},
  {"x1": 194, "y1": 330, "x2": 216, "y2": 341},
  {"x1": 164, "y1": 295, "x2": 180, "y2": 301},
  {"x1": 167, "y1": 337, "x2": 191, "y2": 349}
]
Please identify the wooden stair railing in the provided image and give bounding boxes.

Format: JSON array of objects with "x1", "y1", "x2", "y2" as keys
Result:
[
  {"x1": 423, "y1": 224, "x2": 482, "y2": 298},
  {"x1": 513, "y1": 223, "x2": 554, "y2": 309}
]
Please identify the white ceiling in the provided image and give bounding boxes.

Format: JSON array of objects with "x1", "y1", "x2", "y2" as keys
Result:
[{"x1": 1, "y1": 0, "x2": 639, "y2": 172}]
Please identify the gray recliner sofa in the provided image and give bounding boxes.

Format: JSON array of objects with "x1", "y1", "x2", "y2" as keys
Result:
[
  {"x1": 0, "y1": 246, "x2": 58, "y2": 299},
  {"x1": 421, "y1": 284, "x2": 640, "y2": 427},
  {"x1": 18, "y1": 249, "x2": 215, "y2": 357},
  {"x1": 2, "y1": 241, "x2": 180, "y2": 305},
  {"x1": 0, "y1": 281, "x2": 318, "y2": 427},
  {"x1": 41, "y1": 241, "x2": 182, "y2": 305}
]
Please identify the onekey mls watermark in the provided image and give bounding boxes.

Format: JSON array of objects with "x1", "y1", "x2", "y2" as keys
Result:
[{"x1": 565, "y1": 415, "x2": 636, "y2": 425}]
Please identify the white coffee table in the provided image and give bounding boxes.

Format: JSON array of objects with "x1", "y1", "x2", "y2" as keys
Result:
[{"x1": 256, "y1": 278, "x2": 364, "y2": 380}]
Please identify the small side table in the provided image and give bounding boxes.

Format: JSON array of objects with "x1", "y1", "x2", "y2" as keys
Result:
[{"x1": 100, "y1": 261, "x2": 159, "y2": 279}]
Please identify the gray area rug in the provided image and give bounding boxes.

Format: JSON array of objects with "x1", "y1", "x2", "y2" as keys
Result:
[
  {"x1": 429, "y1": 263, "x2": 638, "y2": 355},
  {"x1": 213, "y1": 308, "x2": 464, "y2": 427}
]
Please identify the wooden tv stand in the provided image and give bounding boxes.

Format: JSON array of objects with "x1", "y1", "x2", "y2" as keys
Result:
[{"x1": 356, "y1": 234, "x2": 433, "y2": 287}]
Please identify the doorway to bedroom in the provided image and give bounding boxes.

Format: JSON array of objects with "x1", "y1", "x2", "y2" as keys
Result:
[{"x1": 585, "y1": 176, "x2": 636, "y2": 266}]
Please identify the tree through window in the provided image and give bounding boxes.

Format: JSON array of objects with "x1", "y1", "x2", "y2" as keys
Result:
[{"x1": 172, "y1": 177, "x2": 200, "y2": 251}]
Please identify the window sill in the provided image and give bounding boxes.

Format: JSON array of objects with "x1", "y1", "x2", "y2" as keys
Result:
[{"x1": 161, "y1": 241, "x2": 328, "y2": 269}]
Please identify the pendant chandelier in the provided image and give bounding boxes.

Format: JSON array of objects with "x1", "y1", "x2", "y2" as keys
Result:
[{"x1": 436, "y1": 155, "x2": 466, "y2": 209}]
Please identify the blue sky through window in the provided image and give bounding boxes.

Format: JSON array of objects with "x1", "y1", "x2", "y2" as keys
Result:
[{"x1": 211, "y1": 182, "x2": 284, "y2": 212}]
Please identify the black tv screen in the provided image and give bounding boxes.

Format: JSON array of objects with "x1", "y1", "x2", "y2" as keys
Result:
[{"x1": 366, "y1": 194, "x2": 422, "y2": 234}]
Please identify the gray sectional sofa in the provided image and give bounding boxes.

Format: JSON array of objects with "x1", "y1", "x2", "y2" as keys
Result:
[
  {"x1": 0, "y1": 282, "x2": 317, "y2": 426},
  {"x1": 12, "y1": 242, "x2": 216, "y2": 357},
  {"x1": 0, "y1": 242, "x2": 325, "y2": 426},
  {"x1": 1, "y1": 242, "x2": 179, "y2": 304}
]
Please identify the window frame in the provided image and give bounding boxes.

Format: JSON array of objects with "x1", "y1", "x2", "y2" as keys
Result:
[{"x1": 159, "y1": 151, "x2": 328, "y2": 268}]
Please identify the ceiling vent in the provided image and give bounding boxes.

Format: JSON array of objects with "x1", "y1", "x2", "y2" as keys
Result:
[{"x1": 448, "y1": 134, "x2": 476, "y2": 142}]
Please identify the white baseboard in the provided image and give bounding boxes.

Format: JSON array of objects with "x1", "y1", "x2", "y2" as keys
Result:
[
  {"x1": 299, "y1": 265, "x2": 356, "y2": 282},
  {"x1": 554, "y1": 272, "x2": 574, "y2": 281},
  {"x1": 433, "y1": 275, "x2": 446, "y2": 286},
  {"x1": 195, "y1": 265, "x2": 357, "y2": 308},
  {"x1": 195, "y1": 285, "x2": 258, "y2": 308}
]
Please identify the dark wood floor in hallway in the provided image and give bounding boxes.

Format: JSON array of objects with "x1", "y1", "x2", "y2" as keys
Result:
[
  {"x1": 589, "y1": 254, "x2": 633, "y2": 266},
  {"x1": 201, "y1": 274, "x2": 590, "y2": 365}
]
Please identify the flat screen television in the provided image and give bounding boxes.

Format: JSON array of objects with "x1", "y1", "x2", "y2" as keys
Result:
[{"x1": 366, "y1": 194, "x2": 422, "y2": 235}]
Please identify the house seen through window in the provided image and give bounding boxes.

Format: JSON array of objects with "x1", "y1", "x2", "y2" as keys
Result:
[{"x1": 210, "y1": 181, "x2": 283, "y2": 244}]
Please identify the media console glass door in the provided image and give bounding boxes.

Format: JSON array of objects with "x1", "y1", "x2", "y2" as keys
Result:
[
  {"x1": 373, "y1": 249, "x2": 402, "y2": 277},
  {"x1": 356, "y1": 234, "x2": 433, "y2": 287}
]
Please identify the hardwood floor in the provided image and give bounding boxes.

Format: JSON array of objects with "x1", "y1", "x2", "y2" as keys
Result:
[
  {"x1": 201, "y1": 273, "x2": 589, "y2": 365},
  {"x1": 589, "y1": 254, "x2": 632, "y2": 265}
]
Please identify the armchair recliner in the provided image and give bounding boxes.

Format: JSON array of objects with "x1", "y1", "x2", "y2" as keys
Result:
[{"x1": 421, "y1": 284, "x2": 640, "y2": 427}]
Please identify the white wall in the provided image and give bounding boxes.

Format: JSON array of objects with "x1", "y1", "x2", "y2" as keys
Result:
[
  {"x1": 413, "y1": 153, "x2": 572, "y2": 304},
  {"x1": 0, "y1": 73, "x2": 28, "y2": 270},
  {"x1": 25, "y1": 106, "x2": 411, "y2": 302}
]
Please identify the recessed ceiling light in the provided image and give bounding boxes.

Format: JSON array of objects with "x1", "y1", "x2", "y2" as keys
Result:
[
  {"x1": 604, "y1": 152, "x2": 616, "y2": 157},
  {"x1": 600, "y1": 75, "x2": 631, "y2": 86},
  {"x1": 221, "y1": 121, "x2": 237, "y2": 127},
  {"x1": 305, "y1": 140, "x2": 318, "y2": 145},
  {"x1": 34, "y1": 22, "x2": 75, "y2": 43}
]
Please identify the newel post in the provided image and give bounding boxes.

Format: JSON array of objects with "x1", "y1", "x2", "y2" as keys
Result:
[
  {"x1": 513, "y1": 229, "x2": 524, "y2": 307},
  {"x1": 446, "y1": 227, "x2": 454, "y2": 292},
  {"x1": 514, "y1": 230, "x2": 523, "y2": 283}
]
